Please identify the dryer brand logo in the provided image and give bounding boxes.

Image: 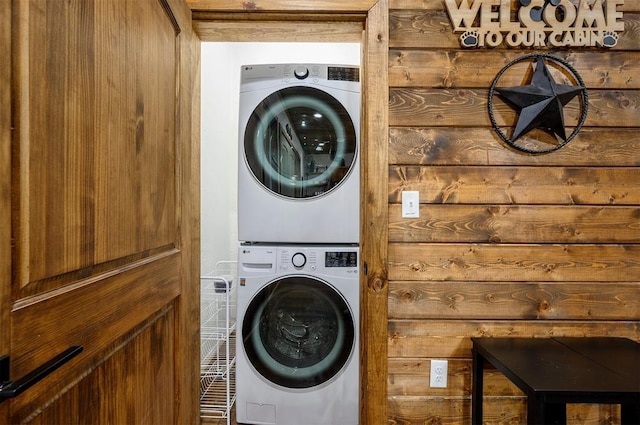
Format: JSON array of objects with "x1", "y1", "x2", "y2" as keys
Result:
[{"x1": 445, "y1": 0, "x2": 625, "y2": 48}]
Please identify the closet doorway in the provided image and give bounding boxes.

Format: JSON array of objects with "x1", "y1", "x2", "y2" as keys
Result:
[{"x1": 199, "y1": 42, "x2": 361, "y2": 425}]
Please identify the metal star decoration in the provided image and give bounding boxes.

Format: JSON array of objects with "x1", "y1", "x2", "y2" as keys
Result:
[
  {"x1": 496, "y1": 55, "x2": 584, "y2": 141},
  {"x1": 488, "y1": 54, "x2": 589, "y2": 154}
]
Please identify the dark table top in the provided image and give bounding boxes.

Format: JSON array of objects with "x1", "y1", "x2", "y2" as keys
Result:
[{"x1": 472, "y1": 337, "x2": 640, "y2": 395}]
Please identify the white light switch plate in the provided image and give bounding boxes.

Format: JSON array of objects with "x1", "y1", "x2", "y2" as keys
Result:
[{"x1": 402, "y1": 191, "x2": 419, "y2": 218}]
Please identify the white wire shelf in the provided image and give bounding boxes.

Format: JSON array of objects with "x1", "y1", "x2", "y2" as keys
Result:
[
  {"x1": 200, "y1": 335, "x2": 237, "y2": 419},
  {"x1": 200, "y1": 261, "x2": 237, "y2": 424}
]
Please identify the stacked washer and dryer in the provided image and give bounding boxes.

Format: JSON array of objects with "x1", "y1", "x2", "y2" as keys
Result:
[{"x1": 236, "y1": 64, "x2": 361, "y2": 425}]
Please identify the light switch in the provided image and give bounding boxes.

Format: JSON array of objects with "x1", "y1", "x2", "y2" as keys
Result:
[{"x1": 402, "y1": 191, "x2": 419, "y2": 218}]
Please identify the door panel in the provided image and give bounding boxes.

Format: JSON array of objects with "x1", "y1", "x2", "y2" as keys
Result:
[
  {"x1": 3, "y1": 0, "x2": 199, "y2": 423},
  {"x1": 26, "y1": 309, "x2": 174, "y2": 425},
  {"x1": 10, "y1": 253, "x2": 181, "y2": 418},
  {"x1": 17, "y1": 0, "x2": 178, "y2": 295}
]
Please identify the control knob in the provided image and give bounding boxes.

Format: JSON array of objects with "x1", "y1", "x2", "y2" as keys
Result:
[
  {"x1": 291, "y1": 252, "x2": 307, "y2": 268},
  {"x1": 293, "y1": 66, "x2": 309, "y2": 80}
]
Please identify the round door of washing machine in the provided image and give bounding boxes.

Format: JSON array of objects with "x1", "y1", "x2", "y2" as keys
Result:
[
  {"x1": 238, "y1": 64, "x2": 360, "y2": 244},
  {"x1": 242, "y1": 275, "x2": 355, "y2": 389}
]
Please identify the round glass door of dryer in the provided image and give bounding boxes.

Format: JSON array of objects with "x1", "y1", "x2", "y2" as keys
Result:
[
  {"x1": 243, "y1": 86, "x2": 357, "y2": 199},
  {"x1": 242, "y1": 276, "x2": 355, "y2": 389}
]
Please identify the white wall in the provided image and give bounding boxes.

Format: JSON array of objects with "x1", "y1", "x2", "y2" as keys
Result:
[{"x1": 200, "y1": 42, "x2": 361, "y2": 276}]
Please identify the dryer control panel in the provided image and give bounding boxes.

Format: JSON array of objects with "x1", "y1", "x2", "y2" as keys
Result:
[{"x1": 240, "y1": 63, "x2": 360, "y2": 87}]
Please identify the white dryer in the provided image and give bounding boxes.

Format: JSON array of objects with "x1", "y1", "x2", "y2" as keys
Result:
[
  {"x1": 238, "y1": 64, "x2": 360, "y2": 244},
  {"x1": 236, "y1": 245, "x2": 360, "y2": 425}
]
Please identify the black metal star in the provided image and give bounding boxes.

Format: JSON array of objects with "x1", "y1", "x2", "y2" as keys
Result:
[{"x1": 496, "y1": 55, "x2": 585, "y2": 142}]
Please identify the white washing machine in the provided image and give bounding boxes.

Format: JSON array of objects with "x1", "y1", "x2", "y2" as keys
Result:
[
  {"x1": 238, "y1": 64, "x2": 360, "y2": 244},
  {"x1": 236, "y1": 245, "x2": 360, "y2": 425}
]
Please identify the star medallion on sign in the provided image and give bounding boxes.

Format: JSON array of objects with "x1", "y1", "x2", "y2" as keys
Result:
[{"x1": 488, "y1": 54, "x2": 588, "y2": 154}]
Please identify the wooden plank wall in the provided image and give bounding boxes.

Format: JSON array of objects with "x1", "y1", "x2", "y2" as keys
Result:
[{"x1": 387, "y1": 1, "x2": 640, "y2": 424}]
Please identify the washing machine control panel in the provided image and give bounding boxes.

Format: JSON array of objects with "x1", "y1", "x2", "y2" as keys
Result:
[{"x1": 277, "y1": 247, "x2": 358, "y2": 274}]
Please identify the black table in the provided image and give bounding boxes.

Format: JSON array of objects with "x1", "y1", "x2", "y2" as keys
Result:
[{"x1": 471, "y1": 337, "x2": 640, "y2": 425}]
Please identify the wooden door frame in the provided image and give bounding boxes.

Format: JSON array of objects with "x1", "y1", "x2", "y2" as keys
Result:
[
  {"x1": 1, "y1": 1, "x2": 12, "y2": 423},
  {"x1": 188, "y1": 1, "x2": 389, "y2": 423},
  {"x1": 174, "y1": 0, "x2": 202, "y2": 423}
]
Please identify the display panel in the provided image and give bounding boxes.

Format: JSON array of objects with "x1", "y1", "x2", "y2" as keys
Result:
[
  {"x1": 328, "y1": 66, "x2": 359, "y2": 82},
  {"x1": 325, "y1": 251, "x2": 358, "y2": 268}
]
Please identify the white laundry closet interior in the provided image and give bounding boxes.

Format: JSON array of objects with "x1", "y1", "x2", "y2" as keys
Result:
[{"x1": 199, "y1": 42, "x2": 361, "y2": 423}]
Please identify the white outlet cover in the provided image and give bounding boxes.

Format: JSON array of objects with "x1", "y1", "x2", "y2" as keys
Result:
[{"x1": 430, "y1": 359, "x2": 448, "y2": 388}]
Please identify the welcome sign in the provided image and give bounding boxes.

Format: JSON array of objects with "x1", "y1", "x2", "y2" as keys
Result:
[{"x1": 445, "y1": 0, "x2": 625, "y2": 48}]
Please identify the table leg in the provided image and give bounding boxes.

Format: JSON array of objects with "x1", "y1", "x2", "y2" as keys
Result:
[
  {"x1": 621, "y1": 402, "x2": 640, "y2": 425},
  {"x1": 544, "y1": 403, "x2": 566, "y2": 424},
  {"x1": 471, "y1": 346, "x2": 483, "y2": 425},
  {"x1": 527, "y1": 396, "x2": 566, "y2": 425},
  {"x1": 527, "y1": 394, "x2": 541, "y2": 425}
]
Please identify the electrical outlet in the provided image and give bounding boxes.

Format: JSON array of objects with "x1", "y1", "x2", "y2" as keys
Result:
[{"x1": 430, "y1": 360, "x2": 448, "y2": 388}]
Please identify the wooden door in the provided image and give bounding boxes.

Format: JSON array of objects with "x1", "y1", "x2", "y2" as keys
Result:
[{"x1": 1, "y1": 0, "x2": 200, "y2": 423}]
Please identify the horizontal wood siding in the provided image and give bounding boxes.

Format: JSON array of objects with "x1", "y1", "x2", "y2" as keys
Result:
[
  {"x1": 389, "y1": 50, "x2": 640, "y2": 89},
  {"x1": 388, "y1": 0, "x2": 640, "y2": 424},
  {"x1": 389, "y1": 88, "x2": 640, "y2": 127}
]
